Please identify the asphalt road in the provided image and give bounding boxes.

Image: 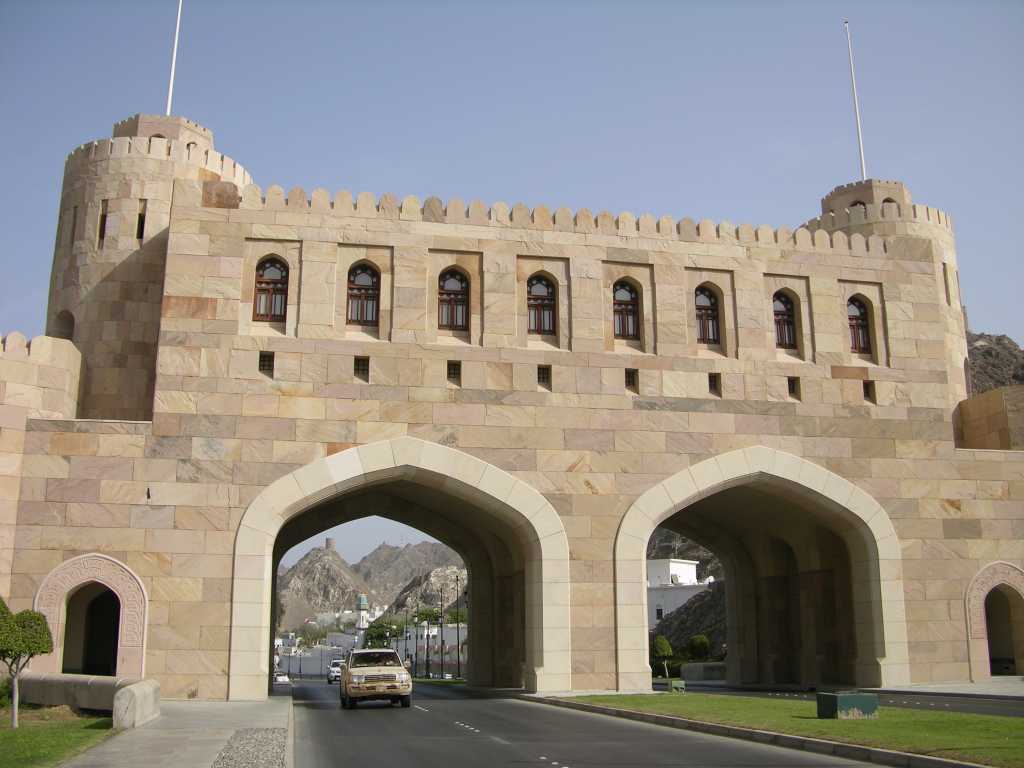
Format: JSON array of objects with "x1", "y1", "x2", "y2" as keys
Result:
[
  {"x1": 674, "y1": 683, "x2": 1024, "y2": 718},
  {"x1": 292, "y1": 680, "x2": 873, "y2": 768}
]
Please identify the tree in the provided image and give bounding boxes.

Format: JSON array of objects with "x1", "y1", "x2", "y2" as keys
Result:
[
  {"x1": 687, "y1": 633, "x2": 710, "y2": 661},
  {"x1": 414, "y1": 607, "x2": 441, "y2": 624},
  {"x1": 652, "y1": 634, "x2": 673, "y2": 660},
  {"x1": 0, "y1": 598, "x2": 53, "y2": 729}
]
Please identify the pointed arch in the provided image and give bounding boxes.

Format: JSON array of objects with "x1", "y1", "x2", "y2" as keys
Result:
[
  {"x1": 229, "y1": 437, "x2": 571, "y2": 700},
  {"x1": 613, "y1": 447, "x2": 909, "y2": 691},
  {"x1": 32, "y1": 553, "x2": 148, "y2": 680},
  {"x1": 965, "y1": 561, "x2": 1024, "y2": 681}
]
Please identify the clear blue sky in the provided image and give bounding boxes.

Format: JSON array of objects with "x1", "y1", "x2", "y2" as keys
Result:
[{"x1": 2, "y1": 0, "x2": 1022, "y2": 562}]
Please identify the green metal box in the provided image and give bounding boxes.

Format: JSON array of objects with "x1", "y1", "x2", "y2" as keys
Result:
[{"x1": 816, "y1": 691, "x2": 879, "y2": 719}]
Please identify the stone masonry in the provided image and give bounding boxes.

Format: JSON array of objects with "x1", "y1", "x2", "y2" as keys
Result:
[{"x1": 1, "y1": 114, "x2": 1022, "y2": 700}]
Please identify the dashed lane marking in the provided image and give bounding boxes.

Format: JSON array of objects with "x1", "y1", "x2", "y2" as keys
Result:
[{"x1": 414, "y1": 705, "x2": 430, "y2": 712}]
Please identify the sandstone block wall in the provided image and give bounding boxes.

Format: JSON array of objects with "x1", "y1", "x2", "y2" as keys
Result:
[{"x1": 957, "y1": 386, "x2": 1024, "y2": 450}]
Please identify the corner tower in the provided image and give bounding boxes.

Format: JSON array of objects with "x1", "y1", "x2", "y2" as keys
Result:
[
  {"x1": 46, "y1": 115, "x2": 250, "y2": 420},
  {"x1": 807, "y1": 179, "x2": 969, "y2": 407}
]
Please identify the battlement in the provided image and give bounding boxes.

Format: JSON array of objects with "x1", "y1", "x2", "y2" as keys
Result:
[
  {"x1": 803, "y1": 200, "x2": 953, "y2": 234},
  {"x1": 202, "y1": 182, "x2": 893, "y2": 256},
  {"x1": 0, "y1": 333, "x2": 82, "y2": 420},
  {"x1": 65, "y1": 136, "x2": 251, "y2": 187}
]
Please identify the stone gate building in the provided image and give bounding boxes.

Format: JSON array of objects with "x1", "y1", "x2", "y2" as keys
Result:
[{"x1": 1, "y1": 114, "x2": 1022, "y2": 699}]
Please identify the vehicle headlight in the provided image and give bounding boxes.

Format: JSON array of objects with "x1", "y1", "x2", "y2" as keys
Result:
[
  {"x1": 398, "y1": 672, "x2": 410, "y2": 683},
  {"x1": 350, "y1": 675, "x2": 364, "y2": 684}
]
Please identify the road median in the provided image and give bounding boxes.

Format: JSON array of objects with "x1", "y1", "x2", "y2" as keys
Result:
[{"x1": 525, "y1": 693, "x2": 1021, "y2": 768}]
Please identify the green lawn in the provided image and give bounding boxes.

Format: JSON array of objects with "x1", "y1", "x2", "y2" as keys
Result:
[
  {"x1": 566, "y1": 693, "x2": 1024, "y2": 768},
  {"x1": 0, "y1": 706, "x2": 112, "y2": 768},
  {"x1": 414, "y1": 678, "x2": 465, "y2": 686}
]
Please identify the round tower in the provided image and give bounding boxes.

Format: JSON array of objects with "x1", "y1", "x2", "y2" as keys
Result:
[
  {"x1": 46, "y1": 114, "x2": 250, "y2": 420},
  {"x1": 810, "y1": 179, "x2": 969, "y2": 407}
]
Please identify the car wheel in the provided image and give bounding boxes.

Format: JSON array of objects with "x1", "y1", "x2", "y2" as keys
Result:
[{"x1": 401, "y1": 695, "x2": 411, "y2": 708}]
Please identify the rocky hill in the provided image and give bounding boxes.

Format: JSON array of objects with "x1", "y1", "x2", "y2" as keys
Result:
[
  {"x1": 968, "y1": 331, "x2": 1024, "y2": 394},
  {"x1": 277, "y1": 544, "x2": 369, "y2": 630},
  {"x1": 352, "y1": 541, "x2": 462, "y2": 605},
  {"x1": 390, "y1": 565, "x2": 468, "y2": 614},
  {"x1": 653, "y1": 580, "x2": 727, "y2": 656}
]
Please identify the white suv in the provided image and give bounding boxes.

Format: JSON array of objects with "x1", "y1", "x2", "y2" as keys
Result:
[
  {"x1": 341, "y1": 649, "x2": 412, "y2": 708},
  {"x1": 327, "y1": 659, "x2": 344, "y2": 684}
]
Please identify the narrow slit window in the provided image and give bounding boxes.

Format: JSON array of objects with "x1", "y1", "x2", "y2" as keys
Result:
[
  {"x1": 537, "y1": 365, "x2": 552, "y2": 390},
  {"x1": 863, "y1": 380, "x2": 876, "y2": 403},
  {"x1": 447, "y1": 360, "x2": 462, "y2": 386},
  {"x1": 787, "y1": 376, "x2": 801, "y2": 400},
  {"x1": 942, "y1": 263, "x2": 951, "y2": 305},
  {"x1": 136, "y1": 199, "x2": 147, "y2": 240},
  {"x1": 258, "y1": 351, "x2": 275, "y2": 377},
  {"x1": 70, "y1": 205, "x2": 78, "y2": 244},
  {"x1": 847, "y1": 297, "x2": 872, "y2": 354},
  {"x1": 625, "y1": 368, "x2": 639, "y2": 393},
  {"x1": 354, "y1": 356, "x2": 370, "y2": 382},
  {"x1": 773, "y1": 292, "x2": 797, "y2": 350},
  {"x1": 98, "y1": 200, "x2": 108, "y2": 247},
  {"x1": 708, "y1": 372, "x2": 722, "y2": 396}
]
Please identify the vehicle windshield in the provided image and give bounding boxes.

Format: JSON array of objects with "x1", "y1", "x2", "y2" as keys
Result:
[
  {"x1": 350, "y1": 651, "x2": 402, "y2": 668},
  {"x1": 329, "y1": 660, "x2": 343, "y2": 668}
]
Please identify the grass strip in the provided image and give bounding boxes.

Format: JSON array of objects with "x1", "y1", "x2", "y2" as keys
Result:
[
  {"x1": 565, "y1": 693, "x2": 1024, "y2": 768},
  {"x1": 0, "y1": 706, "x2": 112, "y2": 768}
]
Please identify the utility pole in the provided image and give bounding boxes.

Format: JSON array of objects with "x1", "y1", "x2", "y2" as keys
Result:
[
  {"x1": 455, "y1": 572, "x2": 461, "y2": 680},
  {"x1": 439, "y1": 584, "x2": 445, "y2": 681}
]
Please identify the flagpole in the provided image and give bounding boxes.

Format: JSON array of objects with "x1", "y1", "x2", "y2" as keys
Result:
[
  {"x1": 844, "y1": 20, "x2": 867, "y2": 181},
  {"x1": 165, "y1": 0, "x2": 184, "y2": 116}
]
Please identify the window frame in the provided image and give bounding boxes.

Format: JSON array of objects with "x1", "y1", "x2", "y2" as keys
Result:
[
  {"x1": 526, "y1": 274, "x2": 557, "y2": 336},
  {"x1": 773, "y1": 291, "x2": 798, "y2": 350},
  {"x1": 847, "y1": 297, "x2": 872, "y2": 354},
  {"x1": 252, "y1": 257, "x2": 289, "y2": 323},
  {"x1": 346, "y1": 263, "x2": 381, "y2": 327},
  {"x1": 695, "y1": 286, "x2": 721, "y2": 345},
  {"x1": 438, "y1": 269, "x2": 470, "y2": 332},
  {"x1": 612, "y1": 280, "x2": 640, "y2": 340}
]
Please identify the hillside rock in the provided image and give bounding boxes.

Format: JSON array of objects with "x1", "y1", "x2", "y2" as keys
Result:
[
  {"x1": 654, "y1": 580, "x2": 727, "y2": 656},
  {"x1": 352, "y1": 541, "x2": 462, "y2": 605},
  {"x1": 968, "y1": 331, "x2": 1024, "y2": 394},
  {"x1": 278, "y1": 544, "x2": 368, "y2": 630},
  {"x1": 390, "y1": 565, "x2": 468, "y2": 615}
]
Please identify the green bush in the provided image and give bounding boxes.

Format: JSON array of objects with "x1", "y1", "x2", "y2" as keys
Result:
[{"x1": 687, "y1": 634, "x2": 710, "y2": 661}]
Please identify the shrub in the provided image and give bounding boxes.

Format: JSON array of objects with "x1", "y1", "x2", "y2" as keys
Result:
[
  {"x1": 687, "y1": 633, "x2": 711, "y2": 661},
  {"x1": 0, "y1": 598, "x2": 54, "y2": 728}
]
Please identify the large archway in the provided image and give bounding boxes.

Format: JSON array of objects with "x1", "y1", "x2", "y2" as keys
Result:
[
  {"x1": 614, "y1": 447, "x2": 910, "y2": 691},
  {"x1": 32, "y1": 553, "x2": 148, "y2": 679},
  {"x1": 966, "y1": 562, "x2": 1024, "y2": 680},
  {"x1": 228, "y1": 437, "x2": 571, "y2": 700}
]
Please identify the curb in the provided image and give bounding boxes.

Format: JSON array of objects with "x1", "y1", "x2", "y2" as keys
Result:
[
  {"x1": 866, "y1": 688, "x2": 1024, "y2": 703},
  {"x1": 284, "y1": 693, "x2": 295, "y2": 768},
  {"x1": 525, "y1": 697, "x2": 989, "y2": 768}
]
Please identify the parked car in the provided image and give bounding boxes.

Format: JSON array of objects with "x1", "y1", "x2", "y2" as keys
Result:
[
  {"x1": 340, "y1": 648, "x2": 412, "y2": 709},
  {"x1": 327, "y1": 659, "x2": 344, "y2": 684},
  {"x1": 275, "y1": 673, "x2": 291, "y2": 683}
]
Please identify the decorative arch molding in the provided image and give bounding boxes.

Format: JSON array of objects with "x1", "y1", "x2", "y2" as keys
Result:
[
  {"x1": 613, "y1": 446, "x2": 910, "y2": 691},
  {"x1": 229, "y1": 436, "x2": 571, "y2": 700},
  {"x1": 32, "y1": 553, "x2": 148, "y2": 680},
  {"x1": 965, "y1": 561, "x2": 1024, "y2": 681}
]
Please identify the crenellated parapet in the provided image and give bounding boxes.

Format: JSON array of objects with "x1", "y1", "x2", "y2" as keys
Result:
[
  {"x1": 64, "y1": 135, "x2": 251, "y2": 187},
  {"x1": 218, "y1": 183, "x2": 891, "y2": 256},
  {"x1": 0, "y1": 332, "x2": 82, "y2": 420},
  {"x1": 802, "y1": 200, "x2": 953, "y2": 235}
]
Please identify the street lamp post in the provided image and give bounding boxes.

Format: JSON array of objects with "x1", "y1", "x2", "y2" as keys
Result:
[
  {"x1": 455, "y1": 571, "x2": 461, "y2": 680},
  {"x1": 439, "y1": 584, "x2": 445, "y2": 681}
]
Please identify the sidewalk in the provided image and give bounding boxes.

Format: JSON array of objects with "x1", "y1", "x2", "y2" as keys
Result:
[{"x1": 64, "y1": 693, "x2": 292, "y2": 768}]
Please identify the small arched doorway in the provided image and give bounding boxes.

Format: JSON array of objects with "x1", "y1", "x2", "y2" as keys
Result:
[
  {"x1": 62, "y1": 583, "x2": 120, "y2": 676},
  {"x1": 966, "y1": 562, "x2": 1024, "y2": 681}
]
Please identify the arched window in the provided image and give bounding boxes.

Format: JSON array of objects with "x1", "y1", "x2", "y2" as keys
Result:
[
  {"x1": 253, "y1": 257, "x2": 288, "y2": 322},
  {"x1": 613, "y1": 281, "x2": 640, "y2": 340},
  {"x1": 438, "y1": 269, "x2": 469, "y2": 331},
  {"x1": 52, "y1": 310, "x2": 75, "y2": 341},
  {"x1": 773, "y1": 292, "x2": 797, "y2": 350},
  {"x1": 346, "y1": 264, "x2": 380, "y2": 326},
  {"x1": 695, "y1": 286, "x2": 720, "y2": 344},
  {"x1": 527, "y1": 274, "x2": 556, "y2": 335},
  {"x1": 850, "y1": 200, "x2": 867, "y2": 212},
  {"x1": 847, "y1": 297, "x2": 872, "y2": 354}
]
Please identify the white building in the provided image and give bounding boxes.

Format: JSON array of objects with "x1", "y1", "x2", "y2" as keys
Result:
[{"x1": 646, "y1": 559, "x2": 709, "y2": 630}]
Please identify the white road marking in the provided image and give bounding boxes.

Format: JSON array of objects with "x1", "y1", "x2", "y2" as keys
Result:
[
  {"x1": 490, "y1": 736, "x2": 511, "y2": 745},
  {"x1": 414, "y1": 705, "x2": 430, "y2": 712}
]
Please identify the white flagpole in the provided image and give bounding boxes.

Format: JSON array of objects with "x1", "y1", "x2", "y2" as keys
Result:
[
  {"x1": 844, "y1": 20, "x2": 867, "y2": 181},
  {"x1": 165, "y1": 0, "x2": 184, "y2": 116}
]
